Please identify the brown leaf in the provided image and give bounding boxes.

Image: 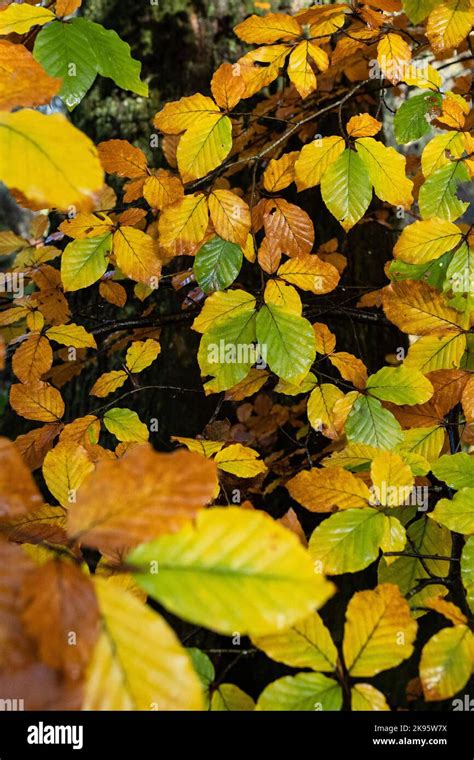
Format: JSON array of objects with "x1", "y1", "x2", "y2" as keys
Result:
[
  {"x1": 66, "y1": 444, "x2": 218, "y2": 553},
  {"x1": 0, "y1": 437, "x2": 42, "y2": 518},
  {"x1": 21, "y1": 559, "x2": 100, "y2": 679}
]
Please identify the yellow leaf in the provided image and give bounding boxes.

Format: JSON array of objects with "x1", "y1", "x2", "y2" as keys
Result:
[
  {"x1": 263, "y1": 151, "x2": 298, "y2": 193},
  {"x1": 401, "y1": 63, "x2": 442, "y2": 91},
  {"x1": 126, "y1": 339, "x2": 161, "y2": 373},
  {"x1": 296, "y1": 3, "x2": 349, "y2": 35},
  {"x1": 143, "y1": 170, "x2": 184, "y2": 210},
  {"x1": 159, "y1": 193, "x2": 208, "y2": 254},
  {"x1": 90, "y1": 370, "x2": 128, "y2": 398},
  {"x1": 84, "y1": 578, "x2": 203, "y2": 710},
  {"x1": 380, "y1": 515, "x2": 407, "y2": 563},
  {"x1": 67, "y1": 444, "x2": 218, "y2": 552},
  {"x1": 214, "y1": 443, "x2": 267, "y2": 477},
  {"x1": 153, "y1": 93, "x2": 220, "y2": 134},
  {"x1": 343, "y1": 584, "x2": 417, "y2": 676},
  {"x1": 356, "y1": 137, "x2": 413, "y2": 208},
  {"x1": 113, "y1": 227, "x2": 161, "y2": 284},
  {"x1": 420, "y1": 625, "x2": 473, "y2": 701},
  {"x1": 264, "y1": 279, "x2": 302, "y2": 315},
  {"x1": 346, "y1": 113, "x2": 382, "y2": 138},
  {"x1": 12, "y1": 334, "x2": 53, "y2": 384},
  {"x1": 43, "y1": 442, "x2": 94, "y2": 507},
  {"x1": 329, "y1": 352, "x2": 368, "y2": 389},
  {"x1": 224, "y1": 368, "x2": 269, "y2": 400},
  {"x1": 234, "y1": 13, "x2": 301, "y2": 43},
  {"x1": 10, "y1": 382, "x2": 64, "y2": 423},
  {"x1": 393, "y1": 218, "x2": 462, "y2": 264},
  {"x1": 192, "y1": 288, "x2": 255, "y2": 333},
  {"x1": 208, "y1": 190, "x2": 251, "y2": 246},
  {"x1": 397, "y1": 425, "x2": 446, "y2": 464},
  {"x1": 404, "y1": 332, "x2": 466, "y2": 373},
  {"x1": 103, "y1": 408, "x2": 149, "y2": 443},
  {"x1": 376, "y1": 33, "x2": 412, "y2": 83},
  {"x1": 59, "y1": 212, "x2": 114, "y2": 240},
  {"x1": 287, "y1": 41, "x2": 326, "y2": 99},
  {"x1": 351, "y1": 683, "x2": 390, "y2": 711},
  {"x1": 171, "y1": 437, "x2": 225, "y2": 457},
  {"x1": 370, "y1": 452, "x2": 414, "y2": 507},
  {"x1": 211, "y1": 683, "x2": 255, "y2": 711},
  {"x1": 426, "y1": 0, "x2": 473, "y2": 52},
  {"x1": 294, "y1": 136, "x2": 345, "y2": 191},
  {"x1": 252, "y1": 612, "x2": 338, "y2": 672},
  {"x1": 177, "y1": 114, "x2": 232, "y2": 182},
  {"x1": 277, "y1": 253, "x2": 340, "y2": 295},
  {"x1": 0, "y1": 41, "x2": 61, "y2": 111},
  {"x1": 287, "y1": 467, "x2": 371, "y2": 512},
  {"x1": 307, "y1": 383, "x2": 345, "y2": 438},
  {"x1": 46, "y1": 323, "x2": 97, "y2": 349},
  {"x1": 0, "y1": 110, "x2": 103, "y2": 211},
  {"x1": 129, "y1": 507, "x2": 334, "y2": 636},
  {"x1": 382, "y1": 281, "x2": 462, "y2": 335},
  {"x1": 211, "y1": 62, "x2": 245, "y2": 110},
  {"x1": 0, "y1": 3, "x2": 55, "y2": 35},
  {"x1": 425, "y1": 597, "x2": 467, "y2": 625},
  {"x1": 421, "y1": 131, "x2": 465, "y2": 177}
]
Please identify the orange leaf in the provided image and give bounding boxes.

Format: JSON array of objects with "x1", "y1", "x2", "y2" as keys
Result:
[
  {"x1": 66, "y1": 444, "x2": 218, "y2": 553},
  {"x1": 21, "y1": 560, "x2": 99, "y2": 679},
  {"x1": 97, "y1": 139, "x2": 148, "y2": 178},
  {"x1": 211, "y1": 62, "x2": 245, "y2": 110},
  {"x1": 10, "y1": 382, "x2": 65, "y2": 423},
  {"x1": 0, "y1": 41, "x2": 60, "y2": 111}
]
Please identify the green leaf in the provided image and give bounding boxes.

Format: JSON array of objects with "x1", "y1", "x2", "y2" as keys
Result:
[
  {"x1": 103, "y1": 407, "x2": 149, "y2": 443},
  {"x1": 33, "y1": 20, "x2": 97, "y2": 110},
  {"x1": 198, "y1": 310, "x2": 257, "y2": 391},
  {"x1": 187, "y1": 648, "x2": 215, "y2": 689},
  {"x1": 402, "y1": 0, "x2": 439, "y2": 24},
  {"x1": 461, "y1": 536, "x2": 474, "y2": 612},
  {"x1": 444, "y1": 244, "x2": 474, "y2": 313},
  {"x1": 128, "y1": 508, "x2": 334, "y2": 636},
  {"x1": 320, "y1": 148, "x2": 372, "y2": 231},
  {"x1": 187, "y1": 647, "x2": 214, "y2": 708},
  {"x1": 389, "y1": 252, "x2": 453, "y2": 289},
  {"x1": 379, "y1": 516, "x2": 452, "y2": 614},
  {"x1": 419, "y1": 162, "x2": 470, "y2": 221},
  {"x1": 309, "y1": 508, "x2": 387, "y2": 575},
  {"x1": 429, "y1": 488, "x2": 474, "y2": 535},
  {"x1": 61, "y1": 233, "x2": 112, "y2": 292},
  {"x1": 346, "y1": 395, "x2": 404, "y2": 450},
  {"x1": 194, "y1": 236, "x2": 243, "y2": 293},
  {"x1": 34, "y1": 18, "x2": 148, "y2": 111},
  {"x1": 255, "y1": 303, "x2": 316, "y2": 383},
  {"x1": 78, "y1": 19, "x2": 148, "y2": 97},
  {"x1": 394, "y1": 93, "x2": 441, "y2": 145},
  {"x1": 366, "y1": 366, "x2": 433, "y2": 405},
  {"x1": 255, "y1": 672, "x2": 342, "y2": 711},
  {"x1": 432, "y1": 453, "x2": 474, "y2": 490}
]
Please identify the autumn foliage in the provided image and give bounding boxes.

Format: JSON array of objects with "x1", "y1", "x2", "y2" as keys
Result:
[{"x1": 0, "y1": 0, "x2": 473, "y2": 712}]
